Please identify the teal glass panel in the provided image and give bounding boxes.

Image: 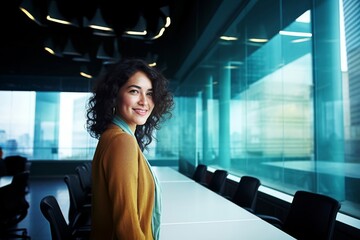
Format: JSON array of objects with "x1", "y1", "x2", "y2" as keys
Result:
[{"x1": 176, "y1": 0, "x2": 359, "y2": 219}]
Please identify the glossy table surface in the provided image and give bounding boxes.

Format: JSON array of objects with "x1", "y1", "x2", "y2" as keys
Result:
[
  {"x1": 152, "y1": 167, "x2": 295, "y2": 240},
  {"x1": 0, "y1": 175, "x2": 12, "y2": 187},
  {"x1": 153, "y1": 166, "x2": 193, "y2": 182}
]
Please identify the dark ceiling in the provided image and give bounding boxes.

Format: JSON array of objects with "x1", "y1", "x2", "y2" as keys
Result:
[
  {"x1": 0, "y1": 0, "x2": 312, "y2": 93},
  {"x1": 0, "y1": 0, "x2": 223, "y2": 91}
]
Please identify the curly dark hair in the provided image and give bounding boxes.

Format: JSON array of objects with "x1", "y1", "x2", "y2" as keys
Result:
[{"x1": 86, "y1": 58, "x2": 174, "y2": 150}]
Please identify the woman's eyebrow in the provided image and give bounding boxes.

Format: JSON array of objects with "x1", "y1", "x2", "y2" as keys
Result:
[
  {"x1": 126, "y1": 84, "x2": 141, "y2": 89},
  {"x1": 127, "y1": 85, "x2": 153, "y2": 91}
]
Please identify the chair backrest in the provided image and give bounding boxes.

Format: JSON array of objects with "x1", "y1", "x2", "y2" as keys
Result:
[
  {"x1": 75, "y1": 165, "x2": 92, "y2": 194},
  {"x1": 283, "y1": 190, "x2": 341, "y2": 240},
  {"x1": 232, "y1": 176, "x2": 261, "y2": 212},
  {"x1": 64, "y1": 174, "x2": 89, "y2": 226},
  {"x1": 11, "y1": 170, "x2": 30, "y2": 195},
  {"x1": 192, "y1": 164, "x2": 207, "y2": 183},
  {"x1": 40, "y1": 195, "x2": 73, "y2": 240},
  {"x1": 3, "y1": 155, "x2": 27, "y2": 176},
  {"x1": 82, "y1": 161, "x2": 92, "y2": 173},
  {"x1": 0, "y1": 171, "x2": 30, "y2": 228},
  {"x1": 208, "y1": 169, "x2": 228, "y2": 194}
]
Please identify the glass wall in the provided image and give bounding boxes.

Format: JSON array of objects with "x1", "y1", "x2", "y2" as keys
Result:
[
  {"x1": 176, "y1": 0, "x2": 359, "y2": 219},
  {"x1": 0, "y1": 91, "x2": 93, "y2": 160},
  {"x1": 0, "y1": 91, "x2": 179, "y2": 162}
]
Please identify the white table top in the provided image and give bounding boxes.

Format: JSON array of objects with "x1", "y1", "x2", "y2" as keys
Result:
[
  {"x1": 152, "y1": 167, "x2": 295, "y2": 240},
  {"x1": 160, "y1": 219, "x2": 294, "y2": 240},
  {"x1": 153, "y1": 166, "x2": 193, "y2": 182},
  {"x1": 0, "y1": 176, "x2": 12, "y2": 187},
  {"x1": 160, "y1": 181, "x2": 258, "y2": 223}
]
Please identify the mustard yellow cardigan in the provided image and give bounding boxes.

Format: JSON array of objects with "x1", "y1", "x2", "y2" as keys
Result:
[{"x1": 90, "y1": 124, "x2": 155, "y2": 240}]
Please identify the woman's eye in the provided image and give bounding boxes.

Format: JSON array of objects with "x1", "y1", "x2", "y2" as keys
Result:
[
  {"x1": 147, "y1": 92, "x2": 153, "y2": 97},
  {"x1": 129, "y1": 89, "x2": 139, "y2": 94}
]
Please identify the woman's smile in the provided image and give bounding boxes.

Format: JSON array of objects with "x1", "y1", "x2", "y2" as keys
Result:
[{"x1": 116, "y1": 71, "x2": 154, "y2": 130}]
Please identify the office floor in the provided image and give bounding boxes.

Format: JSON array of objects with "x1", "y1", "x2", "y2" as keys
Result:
[{"x1": 17, "y1": 176, "x2": 70, "y2": 240}]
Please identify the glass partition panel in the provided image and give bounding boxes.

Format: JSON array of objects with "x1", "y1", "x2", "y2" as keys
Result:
[{"x1": 176, "y1": 0, "x2": 359, "y2": 219}]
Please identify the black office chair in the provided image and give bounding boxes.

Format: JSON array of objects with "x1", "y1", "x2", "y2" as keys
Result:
[
  {"x1": 2, "y1": 155, "x2": 28, "y2": 176},
  {"x1": 258, "y1": 190, "x2": 341, "y2": 240},
  {"x1": 40, "y1": 195, "x2": 90, "y2": 240},
  {"x1": 81, "y1": 161, "x2": 92, "y2": 173},
  {"x1": 203, "y1": 169, "x2": 228, "y2": 195},
  {"x1": 228, "y1": 176, "x2": 261, "y2": 213},
  {"x1": 192, "y1": 164, "x2": 207, "y2": 184},
  {"x1": 75, "y1": 165, "x2": 92, "y2": 196},
  {"x1": 64, "y1": 174, "x2": 91, "y2": 229},
  {"x1": 0, "y1": 171, "x2": 31, "y2": 239}
]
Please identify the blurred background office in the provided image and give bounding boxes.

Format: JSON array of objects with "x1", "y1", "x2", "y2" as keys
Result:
[{"x1": 0, "y1": 0, "x2": 359, "y2": 238}]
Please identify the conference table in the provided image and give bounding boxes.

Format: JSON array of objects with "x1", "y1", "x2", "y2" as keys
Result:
[
  {"x1": 152, "y1": 167, "x2": 295, "y2": 240},
  {"x1": 0, "y1": 176, "x2": 12, "y2": 187}
]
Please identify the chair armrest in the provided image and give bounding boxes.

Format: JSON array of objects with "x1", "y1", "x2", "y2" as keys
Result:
[
  {"x1": 72, "y1": 205, "x2": 92, "y2": 229},
  {"x1": 81, "y1": 204, "x2": 91, "y2": 210},
  {"x1": 243, "y1": 207, "x2": 254, "y2": 213},
  {"x1": 224, "y1": 195, "x2": 232, "y2": 201},
  {"x1": 256, "y1": 213, "x2": 284, "y2": 229},
  {"x1": 223, "y1": 195, "x2": 254, "y2": 213},
  {"x1": 72, "y1": 225, "x2": 91, "y2": 239}
]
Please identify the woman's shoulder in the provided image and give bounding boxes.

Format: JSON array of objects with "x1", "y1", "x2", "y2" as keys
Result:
[
  {"x1": 100, "y1": 127, "x2": 139, "y2": 160},
  {"x1": 101, "y1": 125, "x2": 137, "y2": 145}
]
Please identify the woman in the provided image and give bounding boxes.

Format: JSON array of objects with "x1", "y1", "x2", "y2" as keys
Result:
[{"x1": 86, "y1": 58, "x2": 174, "y2": 240}]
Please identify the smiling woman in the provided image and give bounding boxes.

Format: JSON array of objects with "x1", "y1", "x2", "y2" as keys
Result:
[
  {"x1": 116, "y1": 71, "x2": 155, "y2": 130},
  {"x1": 86, "y1": 58, "x2": 174, "y2": 240}
]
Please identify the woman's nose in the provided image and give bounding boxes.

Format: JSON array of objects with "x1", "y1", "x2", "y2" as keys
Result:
[{"x1": 138, "y1": 93, "x2": 148, "y2": 105}]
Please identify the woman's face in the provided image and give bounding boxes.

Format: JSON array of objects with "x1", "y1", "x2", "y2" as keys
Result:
[{"x1": 116, "y1": 71, "x2": 154, "y2": 130}]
